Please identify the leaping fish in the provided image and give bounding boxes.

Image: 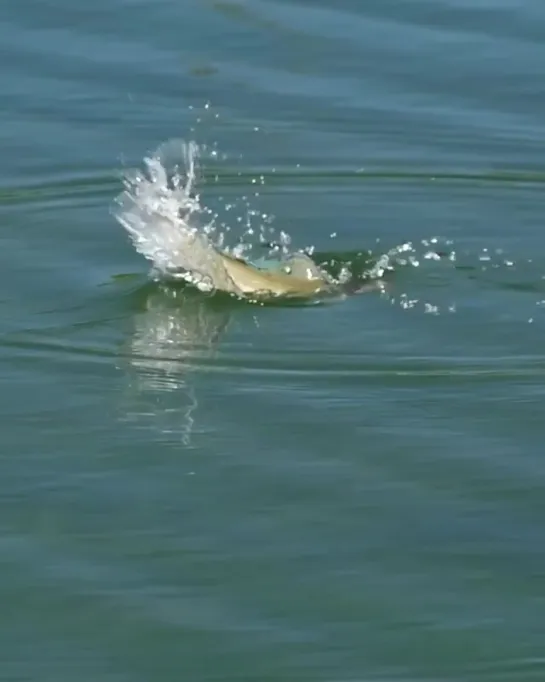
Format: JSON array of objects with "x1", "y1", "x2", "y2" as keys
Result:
[{"x1": 216, "y1": 250, "x2": 335, "y2": 299}]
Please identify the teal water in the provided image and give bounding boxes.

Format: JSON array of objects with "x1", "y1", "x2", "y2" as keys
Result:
[{"x1": 2, "y1": 1, "x2": 545, "y2": 680}]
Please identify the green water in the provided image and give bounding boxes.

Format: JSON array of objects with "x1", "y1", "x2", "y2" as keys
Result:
[{"x1": 1, "y1": 1, "x2": 545, "y2": 680}]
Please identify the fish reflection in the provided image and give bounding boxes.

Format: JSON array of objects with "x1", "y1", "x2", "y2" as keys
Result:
[{"x1": 119, "y1": 285, "x2": 231, "y2": 445}]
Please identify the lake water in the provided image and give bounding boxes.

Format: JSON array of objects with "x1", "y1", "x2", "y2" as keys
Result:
[{"x1": 1, "y1": 1, "x2": 545, "y2": 680}]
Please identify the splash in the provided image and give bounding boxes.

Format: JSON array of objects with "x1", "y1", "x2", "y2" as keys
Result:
[
  {"x1": 112, "y1": 139, "x2": 231, "y2": 293},
  {"x1": 112, "y1": 138, "x2": 321, "y2": 298},
  {"x1": 113, "y1": 137, "x2": 529, "y2": 313},
  {"x1": 114, "y1": 139, "x2": 388, "y2": 298}
]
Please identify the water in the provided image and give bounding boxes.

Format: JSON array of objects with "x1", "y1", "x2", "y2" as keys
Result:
[{"x1": 1, "y1": 1, "x2": 545, "y2": 679}]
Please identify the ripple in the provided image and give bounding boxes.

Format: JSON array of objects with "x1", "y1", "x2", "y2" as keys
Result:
[{"x1": 3, "y1": 166, "x2": 545, "y2": 209}]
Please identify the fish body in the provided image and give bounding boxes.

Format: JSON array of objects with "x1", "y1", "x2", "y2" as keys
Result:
[{"x1": 218, "y1": 251, "x2": 334, "y2": 299}]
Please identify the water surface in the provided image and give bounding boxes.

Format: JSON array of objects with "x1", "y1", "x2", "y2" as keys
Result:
[{"x1": 1, "y1": 1, "x2": 545, "y2": 680}]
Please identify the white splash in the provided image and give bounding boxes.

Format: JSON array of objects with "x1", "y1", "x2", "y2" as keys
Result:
[{"x1": 112, "y1": 139, "x2": 232, "y2": 292}]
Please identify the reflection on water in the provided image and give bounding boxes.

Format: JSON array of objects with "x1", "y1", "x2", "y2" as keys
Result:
[{"x1": 118, "y1": 285, "x2": 231, "y2": 445}]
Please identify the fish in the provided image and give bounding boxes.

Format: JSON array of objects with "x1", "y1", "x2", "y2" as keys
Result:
[
  {"x1": 217, "y1": 250, "x2": 335, "y2": 299},
  {"x1": 164, "y1": 246, "x2": 385, "y2": 300}
]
